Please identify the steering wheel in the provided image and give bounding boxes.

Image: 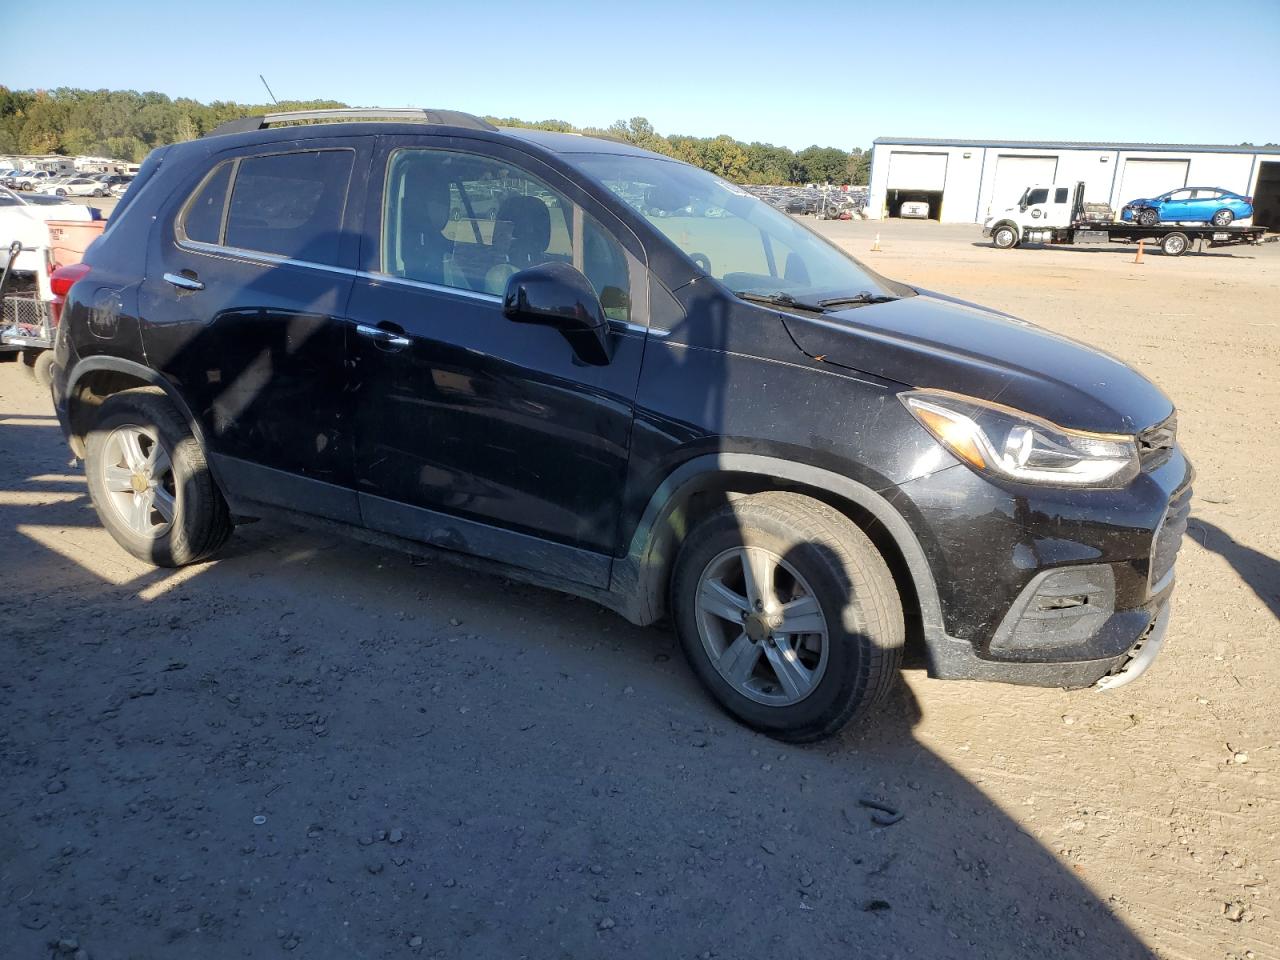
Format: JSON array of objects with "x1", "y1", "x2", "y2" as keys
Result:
[{"x1": 690, "y1": 252, "x2": 712, "y2": 273}]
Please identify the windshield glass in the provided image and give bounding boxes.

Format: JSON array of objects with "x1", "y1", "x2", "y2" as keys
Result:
[{"x1": 570, "y1": 153, "x2": 908, "y2": 303}]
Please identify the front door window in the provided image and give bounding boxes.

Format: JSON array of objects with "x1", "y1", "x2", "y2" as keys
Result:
[{"x1": 381, "y1": 149, "x2": 633, "y2": 322}]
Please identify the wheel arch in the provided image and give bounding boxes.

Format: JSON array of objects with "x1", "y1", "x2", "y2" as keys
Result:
[
  {"x1": 612, "y1": 454, "x2": 945, "y2": 648},
  {"x1": 64, "y1": 356, "x2": 210, "y2": 461}
]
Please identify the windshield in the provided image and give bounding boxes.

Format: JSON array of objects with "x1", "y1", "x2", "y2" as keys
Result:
[{"x1": 570, "y1": 153, "x2": 908, "y2": 304}]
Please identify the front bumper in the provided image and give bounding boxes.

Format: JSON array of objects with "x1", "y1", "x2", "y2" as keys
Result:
[{"x1": 895, "y1": 445, "x2": 1193, "y2": 689}]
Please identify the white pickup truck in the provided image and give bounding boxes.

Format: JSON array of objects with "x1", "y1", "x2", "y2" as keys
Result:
[{"x1": 983, "y1": 182, "x2": 1267, "y2": 257}]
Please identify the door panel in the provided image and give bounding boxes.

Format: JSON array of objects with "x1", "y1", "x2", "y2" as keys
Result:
[
  {"x1": 348, "y1": 138, "x2": 647, "y2": 579},
  {"x1": 140, "y1": 139, "x2": 370, "y2": 520}
]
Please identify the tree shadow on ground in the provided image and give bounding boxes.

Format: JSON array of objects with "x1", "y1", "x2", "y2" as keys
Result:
[
  {"x1": 1189, "y1": 516, "x2": 1280, "y2": 620},
  {"x1": 1, "y1": 389, "x2": 1154, "y2": 960}
]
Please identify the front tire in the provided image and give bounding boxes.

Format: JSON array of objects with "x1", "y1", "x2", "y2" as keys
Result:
[
  {"x1": 1211, "y1": 209, "x2": 1234, "y2": 226},
  {"x1": 992, "y1": 225, "x2": 1018, "y2": 249},
  {"x1": 84, "y1": 388, "x2": 233, "y2": 567},
  {"x1": 1137, "y1": 208, "x2": 1159, "y2": 227},
  {"x1": 671, "y1": 492, "x2": 904, "y2": 742}
]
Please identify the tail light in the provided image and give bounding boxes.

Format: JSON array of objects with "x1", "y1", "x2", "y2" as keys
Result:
[{"x1": 48, "y1": 262, "x2": 91, "y2": 326}]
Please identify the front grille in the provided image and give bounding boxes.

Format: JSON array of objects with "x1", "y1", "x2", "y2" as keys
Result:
[
  {"x1": 1138, "y1": 413, "x2": 1177, "y2": 470},
  {"x1": 1150, "y1": 486, "x2": 1191, "y2": 591}
]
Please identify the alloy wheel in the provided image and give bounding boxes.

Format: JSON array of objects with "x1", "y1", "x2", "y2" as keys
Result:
[
  {"x1": 98, "y1": 424, "x2": 177, "y2": 538},
  {"x1": 694, "y1": 546, "x2": 830, "y2": 706}
]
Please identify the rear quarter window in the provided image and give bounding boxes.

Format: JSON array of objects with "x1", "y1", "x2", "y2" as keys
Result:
[{"x1": 181, "y1": 161, "x2": 232, "y2": 244}]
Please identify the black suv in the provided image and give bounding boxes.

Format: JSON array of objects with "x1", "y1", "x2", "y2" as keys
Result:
[{"x1": 51, "y1": 108, "x2": 1192, "y2": 741}]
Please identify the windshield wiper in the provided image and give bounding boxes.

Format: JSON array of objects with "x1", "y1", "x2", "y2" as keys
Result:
[
  {"x1": 816, "y1": 291, "x2": 899, "y2": 308},
  {"x1": 734, "y1": 291, "x2": 827, "y2": 313}
]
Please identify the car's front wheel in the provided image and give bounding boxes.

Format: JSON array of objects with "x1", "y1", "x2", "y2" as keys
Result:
[
  {"x1": 1211, "y1": 209, "x2": 1234, "y2": 226},
  {"x1": 84, "y1": 388, "x2": 233, "y2": 567},
  {"x1": 671, "y1": 492, "x2": 904, "y2": 742},
  {"x1": 1137, "y1": 208, "x2": 1159, "y2": 227}
]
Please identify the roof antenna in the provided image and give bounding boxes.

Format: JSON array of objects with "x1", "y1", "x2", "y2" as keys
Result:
[{"x1": 259, "y1": 74, "x2": 280, "y2": 106}]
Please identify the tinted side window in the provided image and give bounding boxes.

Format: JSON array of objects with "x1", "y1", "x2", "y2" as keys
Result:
[
  {"x1": 1027, "y1": 188, "x2": 1049, "y2": 205},
  {"x1": 1054, "y1": 187, "x2": 1069, "y2": 204},
  {"x1": 224, "y1": 150, "x2": 354, "y2": 264},
  {"x1": 181, "y1": 161, "x2": 232, "y2": 244}
]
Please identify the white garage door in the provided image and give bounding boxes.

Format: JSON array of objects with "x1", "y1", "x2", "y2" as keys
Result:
[
  {"x1": 887, "y1": 152, "x2": 947, "y2": 190},
  {"x1": 1118, "y1": 159, "x2": 1189, "y2": 205},
  {"x1": 988, "y1": 155, "x2": 1059, "y2": 216}
]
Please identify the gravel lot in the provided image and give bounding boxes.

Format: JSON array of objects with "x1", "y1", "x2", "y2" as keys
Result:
[{"x1": 1, "y1": 218, "x2": 1276, "y2": 960}]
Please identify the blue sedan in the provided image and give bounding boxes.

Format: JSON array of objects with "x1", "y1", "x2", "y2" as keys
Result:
[{"x1": 1121, "y1": 187, "x2": 1253, "y2": 227}]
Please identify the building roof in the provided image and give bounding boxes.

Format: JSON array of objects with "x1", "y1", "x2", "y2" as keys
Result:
[{"x1": 873, "y1": 137, "x2": 1280, "y2": 155}]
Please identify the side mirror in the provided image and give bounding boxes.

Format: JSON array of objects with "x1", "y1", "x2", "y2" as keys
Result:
[{"x1": 503, "y1": 261, "x2": 612, "y2": 365}]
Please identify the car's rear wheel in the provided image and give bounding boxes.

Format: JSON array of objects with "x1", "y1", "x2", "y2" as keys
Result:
[
  {"x1": 671, "y1": 492, "x2": 904, "y2": 742},
  {"x1": 84, "y1": 388, "x2": 233, "y2": 567},
  {"x1": 992, "y1": 225, "x2": 1018, "y2": 249},
  {"x1": 1161, "y1": 232, "x2": 1189, "y2": 257},
  {"x1": 1211, "y1": 209, "x2": 1234, "y2": 226},
  {"x1": 1137, "y1": 208, "x2": 1159, "y2": 227},
  {"x1": 55, "y1": 188, "x2": 67, "y2": 197}
]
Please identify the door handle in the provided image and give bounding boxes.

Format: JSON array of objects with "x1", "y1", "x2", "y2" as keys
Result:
[
  {"x1": 163, "y1": 272, "x2": 204, "y2": 291},
  {"x1": 355, "y1": 323, "x2": 411, "y2": 350}
]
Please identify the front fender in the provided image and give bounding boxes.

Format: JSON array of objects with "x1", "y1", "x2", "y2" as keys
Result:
[{"x1": 609, "y1": 452, "x2": 947, "y2": 645}]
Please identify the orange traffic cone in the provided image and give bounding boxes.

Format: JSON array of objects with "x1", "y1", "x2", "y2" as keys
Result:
[
  {"x1": 1134, "y1": 239, "x2": 1144, "y2": 264},
  {"x1": 871, "y1": 233, "x2": 881, "y2": 252}
]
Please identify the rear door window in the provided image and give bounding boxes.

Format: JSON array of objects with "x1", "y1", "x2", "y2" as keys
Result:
[
  {"x1": 1053, "y1": 187, "x2": 1070, "y2": 204},
  {"x1": 224, "y1": 150, "x2": 354, "y2": 264}
]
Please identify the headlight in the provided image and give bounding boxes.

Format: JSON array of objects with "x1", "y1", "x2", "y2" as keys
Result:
[{"x1": 901, "y1": 390, "x2": 1139, "y2": 487}]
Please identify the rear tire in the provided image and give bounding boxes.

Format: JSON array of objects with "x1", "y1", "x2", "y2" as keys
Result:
[
  {"x1": 31, "y1": 349, "x2": 55, "y2": 388},
  {"x1": 1161, "y1": 232, "x2": 1189, "y2": 257},
  {"x1": 1137, "y1": 208, "x2": 1159, "y2": 227},
  {"x1": 671, "y1": 492, "x2": 904, "y2": 742},
  {"x1": 1211, "y1": 209, "x2": 1234, "y2": 226},
  {"x1": 84, "y1": 388, "x2": 233, "y2": 567}
]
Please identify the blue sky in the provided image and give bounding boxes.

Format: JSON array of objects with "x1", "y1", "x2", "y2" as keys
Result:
[{"x1": 3, "y1": 0, "x2": 1278, "y2": 150}]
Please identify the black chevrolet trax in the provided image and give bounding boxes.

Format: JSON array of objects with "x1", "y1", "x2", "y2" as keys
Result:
[{"x1": 50, "y1": 108, "x2": 1192, "y2": 741}]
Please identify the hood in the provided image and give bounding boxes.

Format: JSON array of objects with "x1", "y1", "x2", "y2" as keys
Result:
[{"x1": 781, "y1": 292, "x2": 1173, "y2": 434}]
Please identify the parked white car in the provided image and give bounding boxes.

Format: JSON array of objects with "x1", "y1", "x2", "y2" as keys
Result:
[
  {"x1": 0, "y1": 187, "x2": 97, "y2": 272},
  {"x1": 900, "y1": 200, "x2": 930, "y2": 219},
  {"x1": 38, "y1": 176, "x2": 109, "y2": 198}
]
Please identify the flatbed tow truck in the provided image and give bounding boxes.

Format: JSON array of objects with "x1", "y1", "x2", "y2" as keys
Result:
[{"x1": 983, "y1": 181, "x2": 1272, "y2": 256}]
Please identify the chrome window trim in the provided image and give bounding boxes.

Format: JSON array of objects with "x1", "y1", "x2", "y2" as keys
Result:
[{"x1": 175, "y1": 238, "x2": 502, "y2": 304}]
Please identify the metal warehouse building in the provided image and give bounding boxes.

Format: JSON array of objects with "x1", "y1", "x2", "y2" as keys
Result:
[{"x1": 867, "y1": 138, "x2": 1280, "y2": 229}]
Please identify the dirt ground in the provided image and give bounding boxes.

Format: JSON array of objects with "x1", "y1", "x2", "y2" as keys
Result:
[{"x1": 1, "y1": 219, "x2": 1276, "y2": 960}]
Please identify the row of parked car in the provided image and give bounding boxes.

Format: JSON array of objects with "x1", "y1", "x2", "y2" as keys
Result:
[
  {"x1": 745, "y1": 185, "x2": 871, "y2": 220},
  {"x1": 0, "y1": 169, "x2": 134, "y2": 198}
]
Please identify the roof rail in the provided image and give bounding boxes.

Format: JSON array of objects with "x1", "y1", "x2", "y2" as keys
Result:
[{"x1": 206, "y1": 108, "x2": 498, "y2": 138}]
